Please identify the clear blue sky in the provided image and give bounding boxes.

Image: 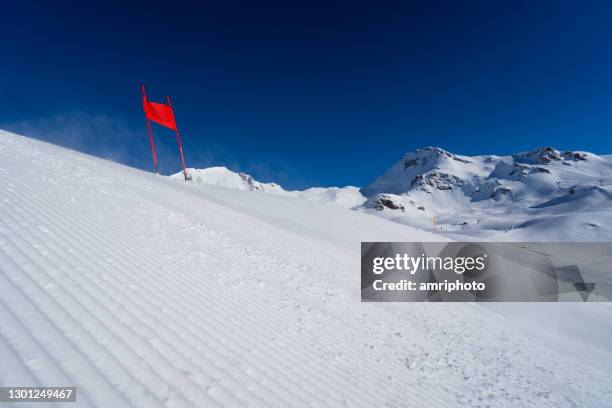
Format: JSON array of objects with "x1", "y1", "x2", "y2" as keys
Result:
[{"x1": 1, "y1": 1, "x2": 612, "y2": 189}]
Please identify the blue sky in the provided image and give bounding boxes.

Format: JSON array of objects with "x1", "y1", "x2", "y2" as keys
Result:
[{"x1": 1, "y1": 1, "x2": 612, "y2": 189}]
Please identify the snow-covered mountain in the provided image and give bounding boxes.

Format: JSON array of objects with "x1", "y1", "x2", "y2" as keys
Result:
[
  {"x1": 360, "y1": 146, "x2": 606, "y2": 202},
  {"x1": 359, "y1": 146, "x2": 612, "y2": 241},
  {"x1": 176, "y1": 146, "x2": 612, "y2": 241},
  {"x1": 1, "y1": 130, "x2": 612, "y2": 407},
  {"x1": 175, "y1": 167, "x2": 367, "y2": 209},
  {"x1": 178, "y1": 167, "x2": 287, "y2": 193}
]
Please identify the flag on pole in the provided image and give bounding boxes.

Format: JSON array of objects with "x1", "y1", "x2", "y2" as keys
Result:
[
  {"x1": 141, "y1": 84, "x2": 189, "y2": 181},
  {"x1": 143, "y1": 94, "x2": 177, "y2": 131}
]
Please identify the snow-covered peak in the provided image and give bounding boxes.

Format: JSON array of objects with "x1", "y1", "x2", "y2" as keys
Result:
[
  {"x1": 362, "y1": 145, "x2": 608, "y2": 198},
  {"x1": 513, "y1": 146, "x2": 562, "y2": 164},
  {"x1": 173, "y1": 167, "x2": 287, "y2": 193},
  {"x1": 355, "y1": 144, "x2": 612, "y2": 241},
  {"x1": 361, "y1": 146, "x2": 483, "y2": 197},
  {"x1": 399, "y1": 146, "x2": 472, "y2": 170},
  {"x1": 513, "y1": 146, "x2": 589, "y2": 164}
]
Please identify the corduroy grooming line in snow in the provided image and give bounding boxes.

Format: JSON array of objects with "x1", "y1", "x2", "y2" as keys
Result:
[{"x1": 141, "y1": 84, "x2": 188, "y2": 181}]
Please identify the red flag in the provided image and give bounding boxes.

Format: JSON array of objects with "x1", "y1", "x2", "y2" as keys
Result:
[
  {"x1": 143, "y1": 95, "x2": 177, "y2": 131},
  {"x1": 141, "y1": 84, "x2": 188, "y2": 181}
]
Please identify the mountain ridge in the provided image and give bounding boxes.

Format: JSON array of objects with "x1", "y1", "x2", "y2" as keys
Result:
[{"x1": 175, "y1": 145, "x2": 612, "y2": 240}]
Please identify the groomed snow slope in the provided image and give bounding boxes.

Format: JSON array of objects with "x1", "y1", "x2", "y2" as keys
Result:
[{"x1": 1, "y1": 130, "x2": 611, "y2": 407}]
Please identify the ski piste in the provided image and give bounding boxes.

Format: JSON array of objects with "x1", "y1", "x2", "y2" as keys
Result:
[{"x1": 1, "y1": 130, "x2": 611, "y2": 407}]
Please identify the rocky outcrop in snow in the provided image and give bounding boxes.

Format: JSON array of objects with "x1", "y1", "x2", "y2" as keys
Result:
[
  {"x1": 513, "y1": 147, "x2": 589, "y2": 165},
  {"x1": 373, "y1": 194, "x2": 406, "y2": 211}
]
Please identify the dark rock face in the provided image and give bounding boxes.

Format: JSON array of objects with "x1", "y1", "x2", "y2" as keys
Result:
[
  {"x1": 374, "y1": 195, "x2": 405, "y2": 211},
  {"x1": 403, "y1": 158, "x2": 420, "y2": 168},
  {"x1": 515, "y1": 147, "x2": 588, "y2": 165},
  {"x1": 490, "y1": 186, "x2": 512, "y2": 199},
  {"x1": 239, "y1": 173, "x2": 263, "y2": 191},
  {"x1": 412, "y1": 172, "x2": 464, "y2": 191},
  {"x1": 519, "y1": 147, "x2": 562, "y2": 164},
  {"x1": 508, "y1": 163, "x2": 529, "y2": 178},
  {"x1": 563, "y1": 151, "x2": 587, "y2": 161},
  {"x1": 535, "y1": 167, "x2": 552, "y2": 174},
  {"x1": 402, "y1": 146, "x2": 470, "y2": 169},
  {"x1": 411, "y1": 174, "x2": 423, "y2": 186},
  {"x1": 453, "y1": 156, "x2": 471, "y2": 164},
  {"x1": 506, "y1": 163, "x2": 551, "y2": 178}
]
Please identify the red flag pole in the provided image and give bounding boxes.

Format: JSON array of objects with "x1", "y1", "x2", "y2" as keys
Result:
[
  {"x1": 142, "y1": 85, "x2": 159, "y2": 174},
  {"x1": 146, "y1": 120, "x2": 159, "y2": 174},
  {"x1": 166, "y1": 95, "x2": 188, "y2": 181}
]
